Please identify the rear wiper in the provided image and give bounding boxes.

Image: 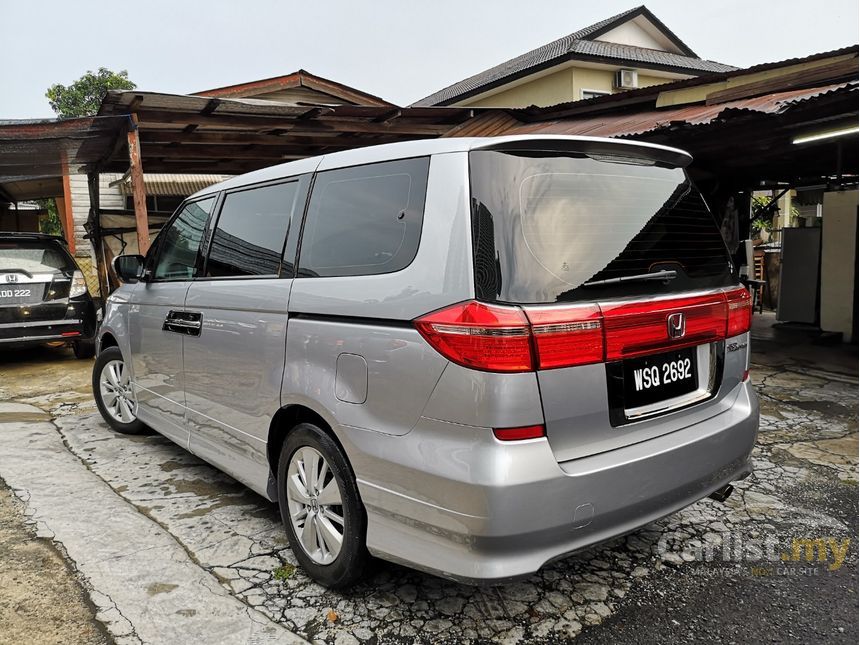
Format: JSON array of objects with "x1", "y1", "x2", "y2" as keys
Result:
[{"x1": 582, "y1": 269, "x2": 677, "y2": 288}]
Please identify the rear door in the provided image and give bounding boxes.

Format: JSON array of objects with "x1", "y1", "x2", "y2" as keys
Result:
[
  {"x1": 128, "y1": 196, "x2": 214, "y2": 446},
  {"x1": 183, "y1": 175, "x2": 309, "y2": 494},
  {"x1": 469, "y1": 145, "x2": 749, "y2": 462}
]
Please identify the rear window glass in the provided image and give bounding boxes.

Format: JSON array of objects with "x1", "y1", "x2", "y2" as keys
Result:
[
  {"x1": 0, "y1": 241, "x2": 73, "y2": 273},
  {"x1": 469, "y1": 150, "x2": 733, "y2": 304},
  {"x1": 298, "y1": 157, "x2": 429, "y2": 277}
]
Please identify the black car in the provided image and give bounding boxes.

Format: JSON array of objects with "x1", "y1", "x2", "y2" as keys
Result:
[{"x1": 0, "y1": 232, "x2": 97, "y2": 358}]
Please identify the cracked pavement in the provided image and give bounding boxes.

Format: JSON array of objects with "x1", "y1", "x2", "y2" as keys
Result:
[{"x1": 0, "y1": 318, "x2": 856, "y2": 644}]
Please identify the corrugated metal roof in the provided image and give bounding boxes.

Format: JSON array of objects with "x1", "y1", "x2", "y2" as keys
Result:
[
  {"x1": 113, "y1": 173, "x2": 230, "y2": 196},
  {"x1": 412, "y1": 7, "x2": 736, "y2": 106},
  {"x1": 503, "y1": 82, "x2": 857, "y2": 138}
]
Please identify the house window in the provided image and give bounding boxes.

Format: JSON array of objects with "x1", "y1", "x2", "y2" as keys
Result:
[{"x1": 581, "y1": 89, "x2": 611, "y2": 101}]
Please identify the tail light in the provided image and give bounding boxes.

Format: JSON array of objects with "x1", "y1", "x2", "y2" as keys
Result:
[
  {"x1": 525, "y1": 304, "x2": 603, "y2": 368},
  {"x1": 69, "y1": 270, "x2": 89, "y2": 298},
  {"x1": 416, "y1": 287, "x2": 751, "y2": 373},
  {"x1": 414, "y1": 301, "x2": 532, "y2": 372},
  {"x1": 602, "y1": 293, "x2": 727, "y2": 361},
  {"x1": 725, "y1": 287, "x2": 752, "y2": 336}
]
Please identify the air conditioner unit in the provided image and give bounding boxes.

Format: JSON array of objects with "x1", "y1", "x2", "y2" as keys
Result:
[{"x1": 615, "y1": 69, "x2": 638, "y2": 90}]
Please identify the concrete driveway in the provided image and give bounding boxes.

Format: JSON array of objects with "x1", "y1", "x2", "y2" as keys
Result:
[{"x1": 0, "y1": 322, "x2": 856, "y2": 644}]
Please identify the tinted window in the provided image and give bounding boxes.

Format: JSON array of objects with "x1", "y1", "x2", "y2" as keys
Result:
[
  {"x1": 153, "y1": 198, "x2": 213, "y2": 280},
  {"x1": 0, "y1": 241, "x2": 74, "y2": 273},
  {"x1": 206, "y1": 181, "x2": 300, "y2": 277},
  {"x1": 470, "y1": 150, "x2": 733, "y2": 304},
  {"x1": 298, "y1": 157, "x2": 429, "y2": 277}
]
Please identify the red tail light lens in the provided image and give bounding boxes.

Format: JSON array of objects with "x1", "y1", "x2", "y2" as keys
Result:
[
  {"x1": 414, "y1": 301, "x2": 533, "y2": 372},
  {"x1": 725, "y1": 287, "x2": 752, "y2": 337},
  {"x1": 493, "y1": 424, "x2": 546, "y2": 441},
  {"x1": 525, "y1": 304, "x2": 603, "y2": 368},
  {"x1": 602, "y1": 293, "x2": 727, "y2": 360},
  {"x1": 417, "y1": 287, "x2": 750, "y2": 372}
]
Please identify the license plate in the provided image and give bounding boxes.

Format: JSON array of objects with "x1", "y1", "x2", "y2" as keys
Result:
[
  {"x1": 623, "y1": 347, "x2": 697, "y2": 409},
  {"x1": 0, "y1": 287, "x2": 35, "y2": 304}
]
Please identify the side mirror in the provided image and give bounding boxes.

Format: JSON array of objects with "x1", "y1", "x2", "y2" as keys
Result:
[{"x1": 113, "y1": 255, "x2": 145, "y2": 283}]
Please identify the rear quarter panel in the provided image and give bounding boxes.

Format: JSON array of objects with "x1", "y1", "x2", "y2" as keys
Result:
[{"x1": 282, "y1": 151, "x2": 474, "y2": 441}]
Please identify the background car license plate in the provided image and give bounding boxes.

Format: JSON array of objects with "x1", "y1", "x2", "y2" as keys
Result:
[
  {"x1": 623, "y1": 347, "x2": 697, "y2": 408},
  {"x1": 0, "y1": 287, "x2": 40, "y2": 305}
]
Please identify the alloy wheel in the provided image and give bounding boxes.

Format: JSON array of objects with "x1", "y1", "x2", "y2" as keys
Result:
[
  {"x1": 286, "y1": 446, "x2": 345, "y2": 565},
  {"x1": 99, "y1": 359, "x2": 137, "y2": 424}
]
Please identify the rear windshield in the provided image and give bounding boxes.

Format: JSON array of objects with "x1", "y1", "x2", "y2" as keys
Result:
[
  {"x1": 469, "y1": 150, "x2": 734, "y2": 304},
  {"x1": 0, "y1": 241, "x2": 74, "y2": 274}
]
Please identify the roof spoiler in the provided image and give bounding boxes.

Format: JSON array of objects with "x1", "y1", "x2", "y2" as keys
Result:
[{"x1": 471, "y1": 136, "x2": 693, "y2": 169}]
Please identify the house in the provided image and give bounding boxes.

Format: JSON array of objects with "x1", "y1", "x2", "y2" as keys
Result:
[{"x1": 413, "y1": 5, "x2": 737, "y2": 108}]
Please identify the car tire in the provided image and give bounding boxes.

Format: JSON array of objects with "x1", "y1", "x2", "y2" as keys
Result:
[
  {"x1": 92, "y1": 346, "x2": 147, "y2": 435},
  {"x1": 72, "y1": 338, "x2": 95, "y2": 359},
  {"x1": 277, "y1": 423, "x2": 368, "y2": 588}
]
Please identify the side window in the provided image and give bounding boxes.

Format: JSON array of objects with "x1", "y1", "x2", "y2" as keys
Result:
[
  {"x1": 298, "y1": 157, "x2": 429, "y2": 278},
  {"x1": 152, "y1": 197, "x2": 214, "y2": 280},
  {"x1": 206, "y1": 181, "x2": 300, "y2": 277}
]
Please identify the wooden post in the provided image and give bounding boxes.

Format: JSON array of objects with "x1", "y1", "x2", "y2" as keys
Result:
[
  {"x1": 127, "y1": 113, "x2": 151, "y2": 255},
  {"x1": 59, "y1": 152, "x2": 76, "y2": 253}
]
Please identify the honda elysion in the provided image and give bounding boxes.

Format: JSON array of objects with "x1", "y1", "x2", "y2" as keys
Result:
[{"x1": 94, "y1": 136, "x2": 759, "y2": 588}]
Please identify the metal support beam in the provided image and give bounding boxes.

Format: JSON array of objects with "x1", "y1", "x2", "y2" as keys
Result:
[
  {"x1": 127, "y1": 113, "x2": 151, "y2": 255},
  {"x1": 87, "y1": 172, "x2": 109, "y2": 303}
]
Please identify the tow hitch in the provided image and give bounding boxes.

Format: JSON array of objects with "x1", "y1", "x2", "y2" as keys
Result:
[{"x1": 708, "y1": 484, "x2": 734, "y2": 503}]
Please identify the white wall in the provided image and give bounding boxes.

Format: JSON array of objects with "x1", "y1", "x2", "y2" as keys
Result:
[
  {"x1": 69, "y1": 173, "x2": 125, "y2": 257},
  {"x1": 820, "y1": 190, "x2": 858, "y2": 342}
]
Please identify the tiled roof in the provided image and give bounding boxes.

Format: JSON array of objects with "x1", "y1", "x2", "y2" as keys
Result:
[
  {"x1": 412, "y1": 6, "x2": 737, "y2": 106},
  {"x1": 568, "y1": 41, "x2": 736, "y2": 73}
]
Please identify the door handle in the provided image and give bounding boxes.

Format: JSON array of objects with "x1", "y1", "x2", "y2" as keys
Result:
[{"x1": 163, "y1": 310, "x2": 203, "y2": 336}]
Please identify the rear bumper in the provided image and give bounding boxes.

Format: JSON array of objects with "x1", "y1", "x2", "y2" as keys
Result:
[
  {"x1": 348, "y1": 380, "x2": 759, "y2": 584},
  {"x1": 0, "y1": 300, "x2": 96, "y2": 347}
]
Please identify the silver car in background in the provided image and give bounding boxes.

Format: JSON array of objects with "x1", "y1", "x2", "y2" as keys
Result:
[{"x1": 94, "y1": 135, "x2": 759, "y2": 588}]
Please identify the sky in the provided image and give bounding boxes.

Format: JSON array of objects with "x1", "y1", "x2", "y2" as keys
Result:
[{"x1": 1, "y1": 0, "x2": 858, "y2": 119}]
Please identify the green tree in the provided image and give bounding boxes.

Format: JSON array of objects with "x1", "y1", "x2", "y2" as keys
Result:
[
  {"x1": 36, "y1": 199, "x2": 63, "y2": 235},
  {"x1": 46, "y1": 68, "x2": 136, "y2": 118}
]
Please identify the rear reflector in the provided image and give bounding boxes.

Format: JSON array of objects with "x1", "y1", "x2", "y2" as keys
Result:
[
  {"x1": 414, "y1": 301, "x2": 532, "y2": 372},
  {"x1": 493, "y1": 424, "x2": 545, "y2": 441},
  {"x1": 61, "y1": 331, "x2": 81, "y2": 337},
  {"x1": 725, "y1": 286, "x2": 753, "y2": 337}
]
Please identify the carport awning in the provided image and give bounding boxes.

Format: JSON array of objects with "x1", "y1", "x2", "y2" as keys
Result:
[
  {"x1": 0, "y1": 116, "x2": 128, "y2": 201},
  {"x1": 96, "y1": 91, "x2": 477, "y2": 175}
]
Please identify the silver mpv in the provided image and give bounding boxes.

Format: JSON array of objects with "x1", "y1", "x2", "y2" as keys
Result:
[{"x1": 95, "y1": 135, "x2": 759, "y2": 588}]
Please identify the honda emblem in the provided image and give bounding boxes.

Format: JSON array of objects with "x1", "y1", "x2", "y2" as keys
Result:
[
  {"x1": 4, "y1": 274, "x2": 18, "y2": 284},
  {"x1": 667, "y1": 312, "x2": 686, "y2": 339}
]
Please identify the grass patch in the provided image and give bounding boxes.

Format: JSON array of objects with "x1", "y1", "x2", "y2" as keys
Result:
[{"x1": 273, "y1": 563, "x2": 296, "y2": 582}]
